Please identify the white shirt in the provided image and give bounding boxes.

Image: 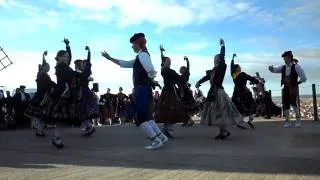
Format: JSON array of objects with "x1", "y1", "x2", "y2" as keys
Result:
[
  {"x1": 119, "y1": 50, "x2": 157, "y2": 79},
  {"x1": 20, "y1": 92, "x2": 26, "y2": 102},
  {"x1": 271, "y1": 63, "x2": 307, "y2": 83}
]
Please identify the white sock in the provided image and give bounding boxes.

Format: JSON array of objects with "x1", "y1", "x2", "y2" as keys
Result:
[
  {"x1": 148, "y1": 120, "x2": 162, "y2": 135},
  {"x1": 140, "y1": 122, "x2": 157, "y2": 139},
  {"x1": 292, "y1": 106, "x2": 301, "y2": 122},
  {"x1": 284, "y1": 109, "x2": 290, "y2": 122}
]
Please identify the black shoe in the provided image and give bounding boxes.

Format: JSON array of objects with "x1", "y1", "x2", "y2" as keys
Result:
[
  {"x1": 220, "y1": 131, "x2": 231, "y2": 140},
  {"x1": 35, "y1": 131, "x2": 46, "y2": 137},
  {"x1": 214, "y1": 134, "x2": 223, "y2": 140},
  {"x1": 163, "y1": 129, "x2": 175, "y2": 139},
  {"x1": 248, "y1": 121, "x2": 255, "y2": 129},
  {"x1": 237, "y1": 124, "x2": 246, "y2": 130},
  {"x1": 187, "y1": 121, "x2": 195, "y2": 127},
  {"x1": 52, "y1": 137, "x2": 64, "y2": 149},
  {"x1": 181, "y1": 123, "x2": 187, "y2": 127},
  {"x1": 83, "y1": 127, "x2": 96, "y2": 137}
]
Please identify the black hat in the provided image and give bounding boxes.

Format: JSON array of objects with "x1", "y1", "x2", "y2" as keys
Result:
[
  {"x1": 20, "y1": 85, "x2": 26, "y2": 89},
  {"x1": 281, "y1": 51, "x2": 293, "y2": 57},
  {"x1": 130, "y1": 33, "x2": 145, "y2": 43}
]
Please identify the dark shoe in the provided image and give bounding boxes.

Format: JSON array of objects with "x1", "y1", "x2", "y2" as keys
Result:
[
  {"x1": 187, "y1": 121, "x2": 195, "y2": 127},
  {"x1": 35, "y1": 131, "x2": 46, "y2": 137},
  {"x1": 248, "y1": 121, "x2": 255, "y2": 129},
  {"x1": 52, "y1": 137, "x2": 64, "y2": 149},
  {"x1": 181, "y1": 123, "x2": 187, "y2": 127},
  {"x1": 83, "y1": 127, "x2": 96, "y2": 137},
  {"x1": 220, "y1": 131, "x2": 231, "y2": 140},
  {"x1": 237, "y1": 124, "x2": 246, "y2": 130},
  {"x1": 214, "y1": 134, "x2": 223, "y2": 140},
  {"x1": 163, "y1": 129, "x2": 175, "y2": 139}
]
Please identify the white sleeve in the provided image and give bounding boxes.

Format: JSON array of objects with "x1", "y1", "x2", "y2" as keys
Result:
[
  {"x1": 119, "y1": 60, "x2": 135, "y2": 68},
  {"x1": 138, "y1": 52, "x2": 157, "y2": 79},
  {"x1": 271, "y1": 65, "x2": 283, "y2": 73},
  {"x1": 295, "y1": 64, "x2": 307, "y2": 83}
]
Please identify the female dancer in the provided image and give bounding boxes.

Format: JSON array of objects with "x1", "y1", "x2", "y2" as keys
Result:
[
  {"x1": 154, "y1": 45, "x2": 189, "y2": 138},
  {"x1": 25, "y1": 51, "x2": 56, "y2": 136},
  {"x1": 195, "y1": 38, "x2": 243, "y2": 140},
  {"x1": 179, "y1": 56, "x2": 197, "y2": 126},
  {"x1": 230, "y1": 53, "x2": 263, "y2": 129}
]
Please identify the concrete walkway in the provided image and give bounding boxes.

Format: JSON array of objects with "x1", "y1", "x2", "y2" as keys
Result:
[{"x1": 0, "y1": 119, "x2": 319, "y2": 180}]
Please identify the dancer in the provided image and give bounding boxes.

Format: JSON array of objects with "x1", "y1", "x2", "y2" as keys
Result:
[
  {"x1": 116, "y1": 87, "x2": 128, "y2": 124},
  {"x1": 25, "y1": 51, "x2": 56, "y2": 136},
  {"x1": 101, "y1": 88, "x2": 114, "y2": 125},
  {"x1": 195, "y1": 38, "x2": 243, "y2": 140},
  {"x1": 50, "y1": 38, "x2": 75, "y2": 148},
  {"x1": 102, "y1": 33, "x2": 168, "y2": 150},
  {"x1": 230, "y1": 53, "x2": 263, "y2": 129},
  {"x1": 154, "y1": 45, "x2": 189, "y2": 138},
  {"x1": 268, "y1": 51, "x2": 307, "y2": 128},
  {"x1": 179, "y1": 56, "x2": 197, "y2": 126},
  {"x1": 77, "y1": 46, "x2": 97, "y2": 135}
]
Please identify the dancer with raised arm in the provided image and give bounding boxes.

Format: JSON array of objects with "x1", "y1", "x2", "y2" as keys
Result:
[
  {"x1": 180, "y1": 56, "x2": 197, "y2": 126},
  {"x1": 25, "y1": 51, "x2": 56, "y2": 136},
  {"x1": 195, "y1": 38, "x2": 243, "y2": 140},
  {"x1": 268, "y1": 51, "x2": 307, "y2": 128},
  {"x1": 101, "y1": 33, "x2": 168, "y2": 150},
  {"x1": 230, "y1": 53, "x2": 263, "y2": 129},
  {"x1": 154, "y1": 45, "x2": 189, "y2": 138}
]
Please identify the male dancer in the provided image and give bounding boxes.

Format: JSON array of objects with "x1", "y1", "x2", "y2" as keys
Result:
[
  {"x1": 269, "y1": 51, "x2": 307, "y2": 128},
  {"x1": 102, "y1": 33, "x2": 168, "y2": 150}
]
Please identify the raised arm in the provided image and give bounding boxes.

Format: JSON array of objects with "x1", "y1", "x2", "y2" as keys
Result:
[
  {"x1": 42, "y1": 51, "x2": 48, "y2": 64},
  {"x1": 295, "y1": 64, "x2": 307, "y2": 84},
  {"x1": 230, "y1": 53, "x2": 237, "y2": 76},
  {"x1": 64, "y1": 38, "x2": 72, "y2": 65},
  {"x1": 219, "y1": 38, "x2": 225, "y2": 62},
  {"x1": 85, "y1": 46, "x2": 91, "y2": 62},
  {"x1": 184, "y1": 56, "x2": 190, "y2": 72}
]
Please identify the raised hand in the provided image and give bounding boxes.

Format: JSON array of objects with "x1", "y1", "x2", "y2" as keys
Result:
[
  {"x1": 101, "y1": 51, "x2": 112, "y2": 60},
  {"x1": 268, "y1": 65, "x2": 274, "y2": 72},
  {"x1": 85, "y1": 46, "x2": 90, "y2": 51},
  {"x1": 43, "y1": 51, "x2": 48, "y2": 56},
  {"x1": 63, "y1": 38, "x2": 70, "y2": 45},
  {"x1": 184, "y1": 56, "x2": 188, "y2": 61},
  {"x1": 233, "y1": 53, "x2": 237, "y2": 58},
  {"x1": 219, "y1": 38, "x2": 225, "y2": 46},
  {"x1": 159, "y1": 44, "x2": 165, "y2": 52}
]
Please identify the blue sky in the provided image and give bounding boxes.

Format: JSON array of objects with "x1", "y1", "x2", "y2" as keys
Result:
[{"x1": 0, "y1": 0, "x2": 319, "y2": 96}]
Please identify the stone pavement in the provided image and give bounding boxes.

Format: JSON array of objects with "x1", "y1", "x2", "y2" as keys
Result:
[{"x1": 0, "y1": 119, "x2": 319, "y2": 180}]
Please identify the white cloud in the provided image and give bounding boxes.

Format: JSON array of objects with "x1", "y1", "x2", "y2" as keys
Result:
[
  {"x1": 59, "y1": 0, "x2": 113, "y2": 11},
  {"x1": 174, "y1": 41, "x2": 211, "y2": 52},
  {"x1": 46, "y1": 11, "x2": 59, "y2": 17}
]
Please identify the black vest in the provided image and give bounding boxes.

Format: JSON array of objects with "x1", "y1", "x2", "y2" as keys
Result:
[
  {"x1": 133, "y1": 52, "x2": 150, "y2": 86},
  {"x1": 281, "y1": 64, "x2": 298, "y2": 87}
]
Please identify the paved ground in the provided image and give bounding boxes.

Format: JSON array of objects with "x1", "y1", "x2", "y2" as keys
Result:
[{"x1": 0, "y1": 119, "x2": 320, "y2": 180}]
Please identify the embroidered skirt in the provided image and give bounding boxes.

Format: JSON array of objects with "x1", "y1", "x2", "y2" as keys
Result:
[
  {"x1": 155, "y1": 87, "x2": 189, "y2": 124},
  {"x1": 201, "y1": 88, "x2": 243, "y2": 126}
]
